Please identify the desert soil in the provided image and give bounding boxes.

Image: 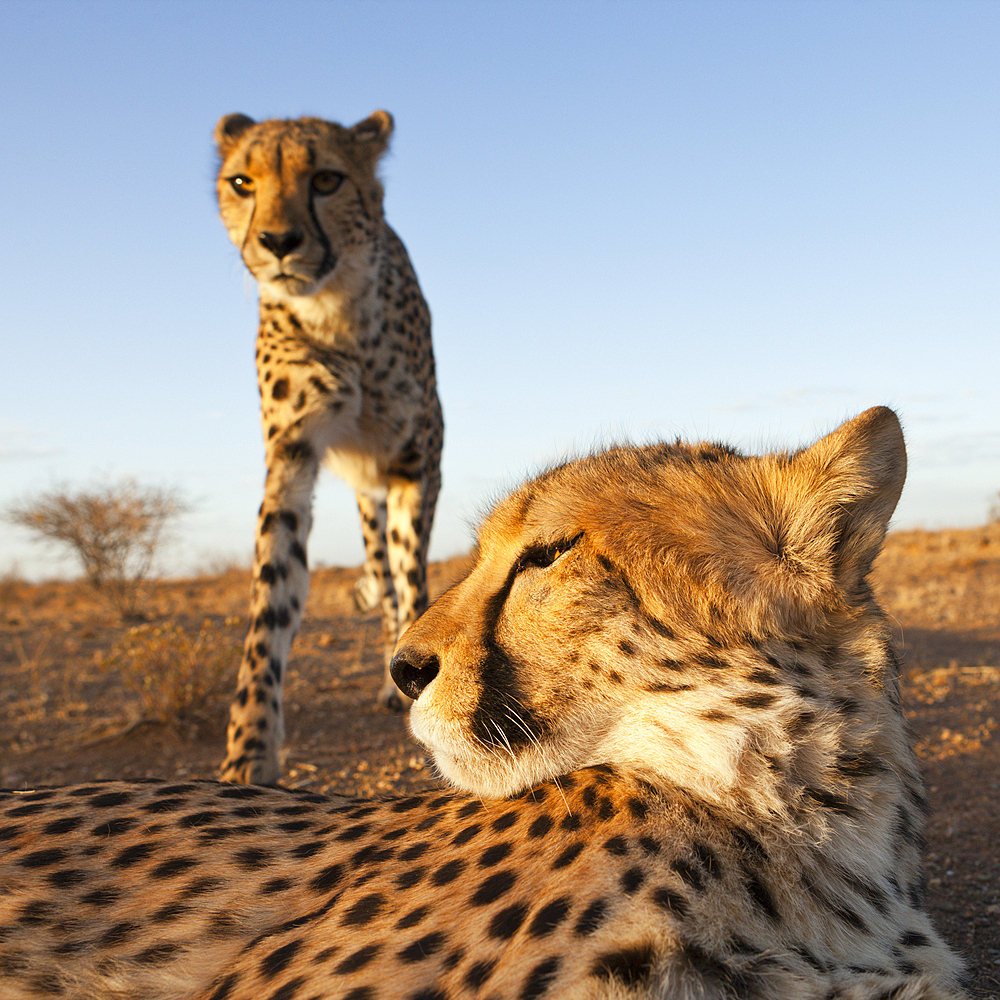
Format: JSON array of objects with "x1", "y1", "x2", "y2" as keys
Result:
[{"x1": 1, "y1": 525, "x2": 998, "y2": 996}]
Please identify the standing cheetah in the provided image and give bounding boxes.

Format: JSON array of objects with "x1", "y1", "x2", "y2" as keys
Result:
[
  {"x1": 213, "y1": 111, "x2": 443, "y2": 785},
  {"x1": 0, "y1": 409, "x2": 969, "y2": 999}
]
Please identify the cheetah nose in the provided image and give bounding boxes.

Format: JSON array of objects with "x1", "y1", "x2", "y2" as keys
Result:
[
  {"x1": 390, "y1": 650, "x2": 440, "y2": 700},
  {"x1": 258, "y1": 229, "x2": 304, "y2": 259}
]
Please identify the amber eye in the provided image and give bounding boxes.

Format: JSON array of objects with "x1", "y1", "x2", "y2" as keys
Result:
[
  {"x1": 311, "y1": 170, "x2": 345, "y2": 195},
  {"x1": 228, "y1": 175, "x2": 254, "y2": 198},
  {"x1": 516, "y1": 533, "x2": 583, "y2": 573}
]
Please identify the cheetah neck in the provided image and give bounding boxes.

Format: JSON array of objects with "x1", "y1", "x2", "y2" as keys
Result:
[{"x1": 258, "y1": 284, "x2": 375, "y2": 347}]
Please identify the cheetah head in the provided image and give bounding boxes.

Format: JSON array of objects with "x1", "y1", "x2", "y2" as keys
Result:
[
  {"x1": 391, "y1": 408, "x2": 907, "y2": 804},
  {"x1": 214, "y1": 111, "x2": 392, "y2": 299}
]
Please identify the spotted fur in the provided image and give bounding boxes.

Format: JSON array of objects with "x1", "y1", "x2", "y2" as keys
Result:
[
  {"x1": 0, "y1": 409, "x2": 967, "y2": 999},
  {"x1": 213, "y1": 111, "x2": 443, "y2": 785}
]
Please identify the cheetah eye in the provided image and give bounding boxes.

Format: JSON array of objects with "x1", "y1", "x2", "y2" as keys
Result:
[
  {"x1": 515, "y1": 533, "x2": 582, "y2": 573},
  {"x1": 311, "y1": 170, "x2": 345, "y2": 195},
  {"x1": 228, "y1": 175, "x2": 255, "y2": 198}
]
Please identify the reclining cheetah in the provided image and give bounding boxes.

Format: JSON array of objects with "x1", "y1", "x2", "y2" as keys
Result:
[
  {"x1": 213, "y1": 110, "x2": 443, "y2": 785},
  {"x1": 0, "y1": 408, "x2": 969, "y2": 999}
]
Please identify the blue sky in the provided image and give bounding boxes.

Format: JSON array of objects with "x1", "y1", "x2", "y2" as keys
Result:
[{"x1": 2, "y1": 0, "x2": 998, "y2": 579}]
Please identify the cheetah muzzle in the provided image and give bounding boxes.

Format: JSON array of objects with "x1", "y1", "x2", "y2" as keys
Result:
[{"x1": 0, "y1": 408, "x2": 969, "y2": 1000}]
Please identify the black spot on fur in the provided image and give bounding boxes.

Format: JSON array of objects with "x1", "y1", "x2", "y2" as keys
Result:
[
  {"x1": 488, "y1": 902, "x2": 529, "y2": 939},
  {"x1": 335, "y1": 823, "x2": 371, "y2": 842},
  {"x1": 834, "y1": 750, "x2": 886, "y2": 779},
  {"x1": 334, "y1": 944, "x2": 381, "y2": 974},
  {"x1": 341, "y1": 893, "x2": 385, "y2": 926},
  {"x1": 464, "y1": 959, "x2": 497, "y2": 989},
  {"x1": 528, "y1": 897, "x2": 571, "y2": 937},
  {"x1": 621, "y1": 867, "x2": 645, "y2": 894},
  {"x1": 234, "y1": 847, "x2": 272, "y2": 870},
  {"x1": 207, "y1": 973, "x2": 239, "y2": 1000},
  {"x1": 90, "y1": 791, "x2": 133, "y2": 809},
  {"x1": 471, "y1": 869, "x2": 518, "y2": 905},
  {"x1": 552, "y1": 842, "x2": 585, "y2": 868},
  {"x1": 111, "y1": 843, "x2": 155, "y2": 868},
  {"x1": 694, "y1": 842, "x2": 722, "y2": 879},
  {"x1": 431, "y1": 858, "x2": 465, "y2": 885},
  {"x1": 451, "y1": 823, "x2": 481, "y2": 846},
  {"x1": 592, "y1": 944, "x2": 656, "y2": 987},
  {"x1": 746, "y1": 874, "x2": 781, "y2": 922},
  {"x1": 81, "y1": 885, "x2": 121, "y2": 907},
  {"x1": 19, "y1": 848, "x2": 67, "y2": 868},
  {"x1": 42, "y1": 815, "x2": 83, "y2": 836},
  {"x1": 491, "y1": 811, "x2": 519, "y2": 831},
  {"x1": 575, "y1": 898, "x2": 609, "y2": 935},
  {"x1": 179, "y1": 811, "x2": 222, "y2": 829},
  {"x1": 604, "y1": 835, "x2": 629, "y2": 856},
  {"x1": 399, "y1": 841, "x2": 431, "y2": 861},
  {"x1": 806, "y1": 786, "x2": 852, "y2": 814},
  {"x1": 135, "y1": 942, "x2": 183, "y2": 965},
  {"x1": 673, "y1": 859, "x2": 704, "y2": 891},
  {"x1": 681, "y1": 944, "x2": 755, "y2": 997},
  {"x1": 732, "y1": 692, "x2": 778, "y2": 709},
  {"x1": 520, "y1": 956, "x2": 561, "y2": 1000},
  {"x1": 652, "y1": 886, "x2": 690, "y2": 917},
  {"x1": 100, "y1": 920, "x2": 138, "y2": 947},
  {"x1": 152, "y1": 902, "x2": 192, "y2": 922},
  {"x1": 268, "y1": 977, "x2": 306, "y2": 1000},
  {"x1": 396, "y1": 905, "x2": 430, "y2": 929},
  {"x1": 150, "y1": 856, "x2": 198, "y2": 879},
  {"x1": 627, "y1": 797, "x2": 649, "y2": 819},
  {"x1": 308, "y1": 863, "x2": 344, "y2": 893},
  {"x1": 479, "y1": 842, "x2": 513, "y2": 867}
]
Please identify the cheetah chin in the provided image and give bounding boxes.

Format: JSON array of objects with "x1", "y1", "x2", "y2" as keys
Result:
[{"x1": 0, "y1": 408, "x2": 969, "y2": 1000}]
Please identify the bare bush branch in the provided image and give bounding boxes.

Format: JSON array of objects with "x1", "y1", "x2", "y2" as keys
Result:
[{"x1": 4, "y1": 480, "x2": 189, "y2": 618}]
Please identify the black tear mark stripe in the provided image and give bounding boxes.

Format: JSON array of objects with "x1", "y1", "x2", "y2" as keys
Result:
[{"x1": 470, "y1": 558, "x2": 548, "y2": 751}]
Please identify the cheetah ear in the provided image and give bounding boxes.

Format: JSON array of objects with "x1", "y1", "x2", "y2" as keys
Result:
[
  {"x1": 790, "y1": 406, "x2": 906, "y2": 594},
  {"x1": 215, "y1": 113, "x2": 256, "y2": 156},
  {"x1": 349, "y1": 110, "x2": 394, "y2": 158}
]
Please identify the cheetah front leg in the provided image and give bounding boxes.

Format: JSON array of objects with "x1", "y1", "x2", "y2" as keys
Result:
[
  {"x1": 352, "y1": 495, "x2": 386, "y2": 614},
  {"x1": 356, "y1": 490, "x2": 413, "y2": 711},
  {"x1": 220, "y1": 445, "x2": 318, "y2": 785},
  {"x1": 382, "y1": 473, "x2": 438, "y2": 704}
]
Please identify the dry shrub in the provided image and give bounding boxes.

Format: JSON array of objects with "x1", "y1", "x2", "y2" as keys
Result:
[
  {"x1": 101, "y1": 617, "x2": 241, "y2": 725},
  {"x1": 4, "y1": 480, "x2": 188, "y2": 619}
]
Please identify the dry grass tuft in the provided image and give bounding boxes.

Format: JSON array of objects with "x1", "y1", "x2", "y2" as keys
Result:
[{"x1": 99, "y1": 616, "x2": 241, "y2": 725}]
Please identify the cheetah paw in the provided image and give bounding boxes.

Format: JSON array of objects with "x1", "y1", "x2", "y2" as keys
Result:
[
  {"x1": 377, "y1": 681, "x2": 412, "y2": 714},
  {"x1": 353, "y1": 574, "x2": 382, "y2": 613},
  {"x1": 219, "y1": 754, "x2": 281, "y2": 786}
]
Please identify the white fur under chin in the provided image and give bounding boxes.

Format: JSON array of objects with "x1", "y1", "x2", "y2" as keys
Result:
[
  {"x1": 410, "y1": 688, "x2": 782, "y2": 810},
  {"x1": 409, "y1": 705, "x2": 572, "y2": 799}
]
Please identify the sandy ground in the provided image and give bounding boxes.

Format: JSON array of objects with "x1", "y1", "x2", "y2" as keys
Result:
[{"x1": 2, "y1": 525, "x2": 998, "y2": 996}]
